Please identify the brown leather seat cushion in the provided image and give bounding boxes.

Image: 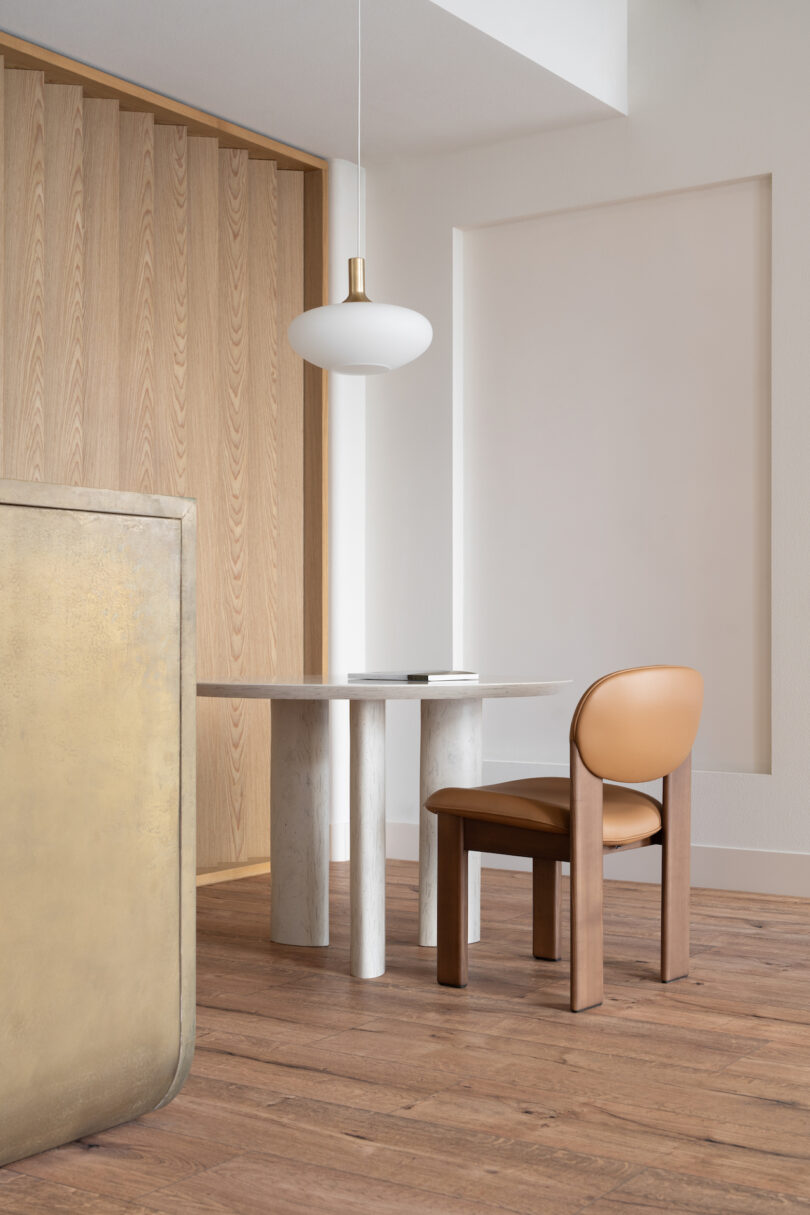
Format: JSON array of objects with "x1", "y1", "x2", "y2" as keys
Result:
[{"x1": 426, "y1": 777, "x2": 661, "y2": 846}]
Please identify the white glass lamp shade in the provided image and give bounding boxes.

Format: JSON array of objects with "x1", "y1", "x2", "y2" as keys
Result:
[
  {"x1": 288, "y1": 257, "x2": 432, "y2": 375},
  {"x1": 288, "y1": 299, "x2": 432, "y2": 375}
]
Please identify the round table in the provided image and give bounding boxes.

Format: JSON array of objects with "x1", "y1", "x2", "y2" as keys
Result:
[{"x1": 197, "y1": 676, "x2": 569, "y2": 977}]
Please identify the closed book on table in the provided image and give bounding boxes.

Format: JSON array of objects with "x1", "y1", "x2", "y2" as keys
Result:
[
  {"x1": 348, "y1": 671, "x2": 479, "y2": 682},
  {"x1": 0, "y1": 480, "x2": 196, "y2": 1167}
]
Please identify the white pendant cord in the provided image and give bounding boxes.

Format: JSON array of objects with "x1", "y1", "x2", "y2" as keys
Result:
[
  {"x1": 286, "y1": 0, "x2": 433, "y2": 374},
  {"x1": 356, "y1": 0, "x2": 363, "y2": 260}
]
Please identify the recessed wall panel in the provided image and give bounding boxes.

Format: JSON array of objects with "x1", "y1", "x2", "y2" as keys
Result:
[{"x1": 462, "y1": 179, "x2": 771, "y2": 774}]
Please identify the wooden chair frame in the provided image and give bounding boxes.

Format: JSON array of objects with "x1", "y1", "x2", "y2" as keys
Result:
[{"x1": 436, "y1": 744, "x2": 692, "y2": 1011}]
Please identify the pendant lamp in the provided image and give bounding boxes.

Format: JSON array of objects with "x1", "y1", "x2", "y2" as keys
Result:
[{"x1": 287, "y1": 0, "x2": 432, "y2": 375}]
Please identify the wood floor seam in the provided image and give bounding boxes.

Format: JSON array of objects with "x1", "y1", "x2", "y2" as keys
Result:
[
  {"x1": 568, "y1": 1165, "x2": 653, "y2": 1215},
  {"x1": 5, "y1": 861, "x2": 810, "y2": 1214}
]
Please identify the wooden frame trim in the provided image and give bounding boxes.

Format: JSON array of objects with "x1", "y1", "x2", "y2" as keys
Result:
[
  {"x1": 303, "y1": 169, "x2": 329, "y2": 674},
  {"x1": 0, "y1": 29, "x2": 326, "y2": 171},
  {"x1": 196, "y1": 858, "x2": 271, "y2": 887}
]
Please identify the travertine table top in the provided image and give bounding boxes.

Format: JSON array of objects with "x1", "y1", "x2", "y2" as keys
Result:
[{"x1": 197, "y1": 676, "x2": 570, "y2": 701}]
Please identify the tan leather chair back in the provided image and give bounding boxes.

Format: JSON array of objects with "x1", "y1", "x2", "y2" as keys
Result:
[{"x1": 570, "y1": 666, "x2": 703, "y2": 783}]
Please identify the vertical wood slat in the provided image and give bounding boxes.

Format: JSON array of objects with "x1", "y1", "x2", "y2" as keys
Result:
[
  {"x1": 3, "y1": 70, "x2": 45, "y2": 481},
  {"x1": 119, "y1": 111, "x2": 155, "y2": 493},
  {"x1": 154, "y1": 124, "x2": 188, "y2": 498},
  {"x1": 44, "y1": 83, "x2": 84, "y2": 486},
  {"x1": 247, "y1": 159, "x2": 279, "y2": 678},
  {"x1": 0, "y1": 61, "x2": 4, "y2": 470},
  {"x1": 276, "y1": 170, "x2": 305, "y2": 678},
  {"x1": 219, "y1": 147, "x2": 250, "y2": 859},
  {"x1": 186, "y1": 137, "x2": 220, "y2": 675},
  {"x1": 245, "y1": 157, "x2": 278, "y2": 861},
  {"x1": 303, "y1": 168, "x2": 328, "y2": 675},
  {"x1": 82, "y1": 98, "x2": 119, "y2": 489},
  {"x1": 186, "y1": 135, "x2": 224, "y2": 869},
  {"x1": 219, "y1": 148, "x2": 249, "y2": 676}
]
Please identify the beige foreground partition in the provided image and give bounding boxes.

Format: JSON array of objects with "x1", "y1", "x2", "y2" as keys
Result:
[{"x1": 0, "y1": 478, "x2": 196, "y2": 1166}]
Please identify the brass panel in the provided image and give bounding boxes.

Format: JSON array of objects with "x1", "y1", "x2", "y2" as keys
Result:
[{"x1": 0, "y1": 479, "x2": 195, "y2": 1166}]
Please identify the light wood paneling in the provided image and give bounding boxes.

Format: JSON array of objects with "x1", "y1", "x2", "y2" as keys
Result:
[
  {"x1": 43, "y1": 83, "x2": 83, "y2": 486},
  {"x1": 0, "y1": 61, "x2": 4, "y2": 470},
  {"x1": 276, "y1": 170, "x2": 305, "y2": 678},
  {"x1": 3, "y1": 70, "x2": 45, "y2": 481},
  {"x1": 82, "y1": 97, "x2": 119, "y2": 489},
  {"x1": 243, "y1": 157, "x2": 279, "y2": 862},
  {"x1": 247, "y1": 158, "x2": 279, "y2": 678},
  {"x1": 119, "y1": 111, "x2": 155, "y2": 494},
  {"x1": 218, "y1": 147, "x2": 250, "y2": 861},
  {"x1": 185, "y1": 137, "x2": 220, "y2": 676},
  {"x1": 219, "y1": 148, "x2": 249, "y2": 676},
  {"x1": 154, "y1": 124, "x2": 188, "y2": 498},
  {"x1": 0, "y1": 36, "x2": 328, "y2": 874},
  {"x1": 186, "y1": 135, "x2": 226, "y2": 869}
]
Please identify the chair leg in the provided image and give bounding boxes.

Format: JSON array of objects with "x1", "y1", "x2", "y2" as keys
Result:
[
  {"x1": 570, "y1": 749, "x2": 604, "y2": 1012},
  {"x1": 436, "y1": 814, "x2": 468, "y2": 987},
  {"x1": 661, "y1": 755, "x2": 691, "y2": 982},
  {"x1": 532, "y1": 859, "x2": 561, "y2": 960}
]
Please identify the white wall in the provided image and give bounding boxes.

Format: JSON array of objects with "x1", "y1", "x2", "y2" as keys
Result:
[
  {"x1": 366, "y1": 0, "x2": 810, "y2": 894},
  {"x1": 462, "y1": 177, "x2": 772, "y2": 777},
  {"x1": 430, "y1": 0, "x2": 628, "y2": 111}
]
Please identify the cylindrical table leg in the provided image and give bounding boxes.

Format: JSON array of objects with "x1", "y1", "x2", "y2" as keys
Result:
[
  {"x1": 419, "y1": 698, "x2": 482, "y2": 947},
  {"x1": 350, "y1": 699, "x2": 387, "y2": 978},
  {"x1": 270, "y1": 699, "x2": 330, "y2": 946}
]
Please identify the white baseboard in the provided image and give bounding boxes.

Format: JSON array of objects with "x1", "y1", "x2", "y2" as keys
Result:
[
  {"x1": 385, "y1": 820, "x2": 420, "y2": 864},
  {"x1": 331, "y1": 820, "x2": 350, "y2": 863},
  {"x1": 384, "y1": 820, "x2": 810, "y2": 897}
]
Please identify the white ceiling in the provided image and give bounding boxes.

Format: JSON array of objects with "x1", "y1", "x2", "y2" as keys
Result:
[{"x1": 0, "y1": 0, "x2": 619, "y2": 163}]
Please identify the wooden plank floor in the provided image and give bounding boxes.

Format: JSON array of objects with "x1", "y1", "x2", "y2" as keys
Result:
[{"x1": 3, "y1": 861, "x2": 810, "y2": 1213}]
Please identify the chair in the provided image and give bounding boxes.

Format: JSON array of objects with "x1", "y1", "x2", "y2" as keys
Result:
[{"x1": 426, "y1": 665, "x2": 703, "y2": 1011}]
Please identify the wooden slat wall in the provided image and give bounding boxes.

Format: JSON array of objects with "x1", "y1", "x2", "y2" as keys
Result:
[
  {"x1": 186, "y1": 135, "x2": 227, "y2": 868},
  {"x1": 44, "y1": 84, "x2": 83, "y2": 486},
  {"x1": 0, "y1": 49, "x2": 327, "y2": 873},
  {"x1": 83, "y1": 98, "x2": 119, "y2": 486},
  {"x1": 0, "y1": 62, "x2": 4, "y2": 448},
  {"x1": 4, "y1": 70, "x2": 45, "y2": 481},
  {"x1": 154, "y1": 123, "x2": 187, "y2": 499},
  {"x1": 245, "y1": 159, "x2": 278, "y2": 864},
  {"x1": 119, "y1": 111, "x2": 155, "y2": 494},
  {"x1": 219, "y1": 147, "x2": 249, "y2": 861}
]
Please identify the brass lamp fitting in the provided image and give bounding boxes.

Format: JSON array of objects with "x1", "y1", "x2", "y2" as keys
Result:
[{"x1": 344, "y1": 256, "x2": 371, "y2": 302}]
